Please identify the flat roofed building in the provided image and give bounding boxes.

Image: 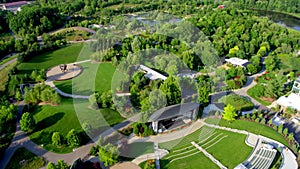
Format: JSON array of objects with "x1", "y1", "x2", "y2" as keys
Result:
[
  {"x1": 225, "y1": 57, "x2": 250, "y2": 67},
  {"x1": 276, "y1": 93, "x2": 300, "y2": 112},
  {"x1": 139, "y1": 65, "x2": 167, "y2": 81}
]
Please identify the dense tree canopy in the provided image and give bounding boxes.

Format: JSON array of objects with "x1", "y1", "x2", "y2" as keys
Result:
[{"x1": 8, "y1": 6, "x2": 63, "y2": 36}]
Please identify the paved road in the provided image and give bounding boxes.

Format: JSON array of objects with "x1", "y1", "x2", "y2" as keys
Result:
[{"x1": 0, "y1": 53, "x2": 18, "y2": 71}]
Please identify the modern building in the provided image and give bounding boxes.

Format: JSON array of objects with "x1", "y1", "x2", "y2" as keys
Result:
[
  {"x1": 148, "y1": 102, "x2": 200, "y2": 133},
  {"x1": 1, "y1": 1, "x2": 29, "y2": 12},
  {"x1": 292, "y1": 77, "x2": 300, "y2": 96},
  {"x1": 139, "y1": 65, "x2": 167, "y2": 81},
  {"x1": 225, "y1": 57, "x2": 250, "y2": 67},
  {"x1": 274, "y1": 77, "x2": 300, "y2": 112}
]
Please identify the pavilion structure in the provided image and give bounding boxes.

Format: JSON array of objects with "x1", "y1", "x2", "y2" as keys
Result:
[{"x1": 148, "y1": 103, "x2": 200, "y2": 133}]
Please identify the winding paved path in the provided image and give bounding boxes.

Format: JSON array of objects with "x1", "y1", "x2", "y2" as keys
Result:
[
  {"x1": 0, "y1": 101, "x2": 140, "y2": 169},
  {"x1": 0, "y1": 53, "x2": 18, "y2": 71}
]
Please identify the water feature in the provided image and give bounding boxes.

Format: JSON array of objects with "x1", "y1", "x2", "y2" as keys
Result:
[{"x1": 256, "y1": 10, "x2": 300, "y2": 31}]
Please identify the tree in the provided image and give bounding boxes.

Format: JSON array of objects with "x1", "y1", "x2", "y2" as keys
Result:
[
  {"x1": 288, "y1": 133, "x2": 294, "y2": 142},
  {"x1": 159, "y1": 76, "x2": 181, "y2": 105},
  {"x1": 278, "y1": 125, "x2": 283, "y2": 134},
  {"x1": 46, "y1": 162, "x2": 56, "y2": 169},
  {"x1": 52, "y1": 132, "x2": 62, "y2": 146},
  {"x1": 66, "y1": 129, "x2": 80, "y2": 146},
  {"x1": 284, "y1": 107, "x2": 295, "y2": 118},
  {"x1": 247, "y1": 64, "x2": 258, "y2": 75},
  {"x1": 57, "y1": 160, "x2": 69, "y2": 169},
  {"x1": 99, "y1": 143, "x2": 120, "y2": 166},
  {"x1": 223, "y1": 104, "x2": 238, "y2": 122},
  {"x1": 197, "y1": 86, "x2": 210, "y2": 104},
  {"x1": 20, "y1": 112, "x2": 35, "y2": 132},
  {"x1": 265, "y1": 55, "x2": 280, "y2": 72},
  {"x1": 15, "y1": 89, "x2": 22, "y2": 101},
  {"x1": 283, "y1": 128, "x2": 289, "y2": 136}
]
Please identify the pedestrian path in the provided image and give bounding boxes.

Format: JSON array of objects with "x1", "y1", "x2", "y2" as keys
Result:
[
  {"x1": 45, "y1": 80, "x2": 90, "y2": 99},
  {"x1": 191, "y1": 141, "x2": 227, "y2": 169}
]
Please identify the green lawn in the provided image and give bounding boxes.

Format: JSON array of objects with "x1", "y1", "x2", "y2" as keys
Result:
[
  {"x1": 218, "y1": 94, "x2": 255, "y2": 111},
  {"x1": 161, "y1": 152, "x2": 219, "y2": 169},
  {"x1": 17, "y1": 43, "x2": 91, "y2": 73},
  {"x1": 29, "y1": 98, "x2": 124, "y2": 153},
  {"x1": 0, "y1": 62, "x2": 17, "y2": 92},
  {"x1": 247, "y1": 84, "x2": 271, "y2": 106},
  {"x1": 54, "y1": 62, "x2": 116, "y2": 95},
  {"x1": 278, "y1": 53, "x2": 300, "y2": 73},
  {"x1": 159, "y1": 126, "x2": 252, "y2": 169},
  {"x1": 5, "y1": 148, "x2": 45, "y2": 169},
  {"x1": 205, "y1": 118, "x2": 289, "y2": 147},
  {"x1": 121, "y1": 142, "x2": 154, "y2": 158}
]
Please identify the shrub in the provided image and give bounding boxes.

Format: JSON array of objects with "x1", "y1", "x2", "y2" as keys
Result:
[{"x1": 218, "y1": 94, "x2": 254, "y2": 111}]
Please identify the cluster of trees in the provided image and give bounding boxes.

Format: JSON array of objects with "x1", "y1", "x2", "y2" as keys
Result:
[
  {"x1": 243, "y1": 109, "x2": 299, "y2": 152},
  {"x1": 0, "y1": 101, "x2": 17, "y2": 155},
  {"x1": 46, "y1": 160, "x2": 70, "y2": 169},
  {"x1": 132, "y1": 122, "x2": 154, "y2": 137},
  {"x1": 189, "y1": 6, "x2": 299, "y2": 58},
  {"x1": 89, "y1": 90, "x2": 113, "y2": 109},
  {"x1": 129, "y1": 72, "x2": 181, "y2": 122},
  {"x1": 24, "y1": 83, "x2": 61, "y2": 105},
  {"x1": 0, "y1": 10, "x2": 9, "y2": 33},
  {"x1": 51, "y1": 129, "x2": 81, "y2": 147},
  {"x1": 224, "y1": 0, "x2": 300, "y2": 13},
  {"x1": 8, "y1": 6, "x2": 63, "y2": 36},
  {"x1": 250, "y1": 72, "x2": 289, "y2": 101},
  {"x1": 20, "y1": 112, "x2": 36, "y2": 132},
  {"x1": 89, "y1": 136, "x2": 120, "y2": 167}
]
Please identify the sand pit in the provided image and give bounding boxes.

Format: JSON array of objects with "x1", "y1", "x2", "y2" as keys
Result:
[{"x1": 46, "y1": 64, "x2": 83, "y2": 81}]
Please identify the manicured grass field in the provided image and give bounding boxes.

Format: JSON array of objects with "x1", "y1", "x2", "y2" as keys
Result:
[
  {"x1": 159, "y1": 126, "x2": 252, "y2": 169},
  {"x1": 218, "y1": 94, "x2": 255, "y2": 111},
  {"x1": 247, "y1": 84, "x2": 271, "y2": 106},
  {"x1": 17, "y1": 43, "x2": 91, "y2": 73},
  {"x1": 5, "y1": 148, "x2": 45, "y2": 169},
  {"x1": 54, "y1": 62, "x2": 116, "y2": 95},
  {"x1": 0, "y1": 62, "x2": 17, "y2": 92},
  {"x1": 161, "y1": 152, "x2": 219, "y2": 169},
  {"x1": 121, "y1": 142, "x2": 154, "y2": 158},
  {"x1": 205, "y1": 118, "x2": 289, "y2": 147},
  {"x1": 278, "y1": 53, "x2": 300, "y2": 73},
  {"x1": 29, "y1": 98, "x2": 124, "y2": 153}
]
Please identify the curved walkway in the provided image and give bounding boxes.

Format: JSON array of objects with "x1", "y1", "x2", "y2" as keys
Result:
[
  {"x1": 233, "y1": 57, "x2": 267, "y2": 107},
  {"x1": 0, "y1": 53, "x2": 18, "y2": 71},
  {"x1": 0, "y1": 102, "x2": 140, "y2": 169},
  {"x1": 45, "y1": 80, "x2": 90, "y2": 99},
  {"x1": 45, "y1": 59, "x2": 92, "y2": 99}
]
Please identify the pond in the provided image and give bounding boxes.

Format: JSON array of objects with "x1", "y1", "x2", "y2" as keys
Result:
[{"x1": 256, "y1": 10, "x2": 300, "y2": 32}]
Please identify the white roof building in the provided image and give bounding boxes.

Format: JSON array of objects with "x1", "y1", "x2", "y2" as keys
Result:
[
  {"x1": 225, "y1": 57, "x2": 250, "y2": 67},
  {"x1": 139, "y1": 65, "x2": 167, "y2": 81},
  {"x1": 276, "y1": 93, "x2": 300, "y2": 111}
]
